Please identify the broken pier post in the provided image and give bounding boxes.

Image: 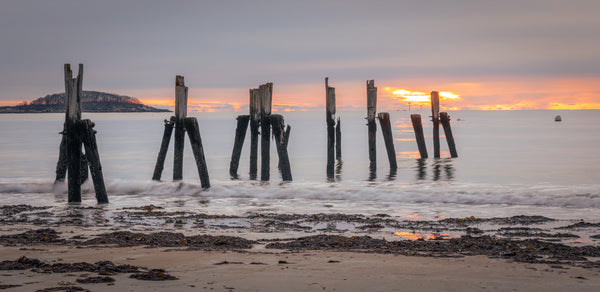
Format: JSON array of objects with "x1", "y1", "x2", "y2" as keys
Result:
[
  {"x1": 183, "y1": 117, "x2": 211, "y2": 189},
  {"x1": 259, "y1": 83, "x2": 272, "y2": 181},
  {"x1": 173, "y1": 76, "x2": 187, "y2": 181},
  {"x1": 55, "y1": 64, "x2": 108, "y2": 204},
  {"x1": 367, "y1": 80, "x2": 377, "y2": 170},
  {"x1": 151, "y1": 75, "x2": 210, "y2": 187},
  {"x1": 249, "y1": 89, "x2": 260, "y2": 180},
  {"x1": 152, "y1": 117, "x2": 175, "y2": 181},
  {"x1": 325, "y1": 77, "x2": 336, "y2": 178},
  {"x1": 410, "y1": 114, "x2": 428, "y2": 159},
  {"x1": 229, "y1": 115, "x2": 250, "y2": 178},
  {"x1": 440, "y1": 112, "x2": 458, "y2": 158},
  {"x1": 377, "y1": 112, "x2": 397, "y2": 169},
  {"x1": 431, "y1": 91, "x2": 440, "y2": 158},
  {"x1": 270, "y1": 114, "x2": 292, "y2": 181}
]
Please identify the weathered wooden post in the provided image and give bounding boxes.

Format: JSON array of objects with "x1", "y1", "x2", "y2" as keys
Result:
[
  {"x1": 173, "y1": 75, "x2": 187, "y2": 181},
  {"x1": 326, "y1": 77, "x2": 336, "y2": 178},
  {"x1": 151, "y1": 75, "x2": 210, "y2": 188},
  {"x1": 65, "y1": 64, "x2": 83, "y2": 202},
  {"x1": 78, "y1": 119, "x2": 108, "y2": 203},
  {"x1": 335, "y1": 117, "x2": 341, "y2": 160},
  {"x1": 440, "y1": 112, "x2": 458, "y2": 158},
  {"x1": 54, "y1": 64, "x2": 108, "y2": 204},
  {"x1": 377, "y1": 112, "x2": 397, "y2": 169},
  {"x1": 152, "y1": 117, "x2": 175, "y2": 181},
  {"x1": 259, "y1": 83, "x2": 272, "y2": 181},
  {"x1": 410, "y1": 114, "x2": 428, "y2": 159},
  {"x1": 270, "y1": 114, "x2": 292, "y2": 181},
  {"x1": 183, "y1": 117, "x2": 211, "y2": 189},
  {"x1": 229, "y1": 115, "x2": 250, "y2": 178},
  {"x1": 228, "y1": 82, "x2": 291, "y2": 182},
  {"x1": 431, "y1": 91, "x2": 440, "y2": 158},
  {"x1": 367, "y1": 80, "x2": 377, "y2": 170},
  {"x1": 249, "y1": 89, "x2": 260, "y2": 180}
]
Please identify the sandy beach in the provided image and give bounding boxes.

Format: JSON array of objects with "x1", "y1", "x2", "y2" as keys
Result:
[
  {"x1": 1, "y1": 245, "x2": 600, "y2": 291},
  {"x1": 1, "y1": 204, "x2": 600, "y2": 291}
]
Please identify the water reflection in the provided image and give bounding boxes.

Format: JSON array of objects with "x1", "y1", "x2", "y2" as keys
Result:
[
  {"x1": 415, "y1": 158, "x2": 455, "y2": 181},
  {"x1": 368, "y1": 163, "x2": 377, "y2": 181},
  {"x1": 386, "y1": 168, "x2": 397, "y2": 181}
]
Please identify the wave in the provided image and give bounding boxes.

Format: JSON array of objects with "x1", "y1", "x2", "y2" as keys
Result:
[{"x1": 1, "y1": 178, "x2": 599, "y2": 209}]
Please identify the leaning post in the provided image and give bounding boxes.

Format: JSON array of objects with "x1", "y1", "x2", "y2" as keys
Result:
[
  {"x1": 440, "y1": 112, "x2": 458, "y2": 158},
  {"x1": 411, "y1": 114, "x2": 428, "y2": 159},
  {"x1": 378, "y1": 112, "x2": 397, "y2": 169}
]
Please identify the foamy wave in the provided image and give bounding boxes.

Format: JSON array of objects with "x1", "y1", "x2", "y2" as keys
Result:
[{"x1": 1, "y1": 178, "x2": 599, "y2": 209}]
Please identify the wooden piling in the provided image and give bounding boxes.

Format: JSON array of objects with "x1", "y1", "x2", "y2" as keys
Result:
[
  {"x1": 259, "y1": 83, "x2": 272, "y2": 181},
  {"x1": 270, "y1": 114, "x2": 292, "y2": 181},
  {"x1": 173, "y1": 75, "x2": 187, "y2": 181},
  {"x1": 79, "y1": 119, "x2": 108, "y2": 203},
  {"x1": 249, "y1": 89, "x2": 260, "y2": 180},
  {"x1": 440, "y1": 112, "x2": 458, "y2": 158},
  {"x1": 229, "y1": 115, "x2": 250, "y2": 178},
  {"x1": 66, "y1": 120, "x2": 82, "y2": 203},
  {"x1": 377, "y1": 112, "x2": 397, "y2": 169},
  {"x1": 367, "y1": 80, "x2": 377, "y2": 169},
  {"x1": 64, "y1": 64, "x2": 83, "y2": 203},
  {"x1": 410, "y1": 114, "x2": 428, "y2": 159},
  {"x1": 183, "y1": 117, "x2": 211, "y2": 189},
  {"x1": 152, "y1": 117, "x2": 175, "y2": 181},
  {"x1": 55, "y1": 133, "x2": 68, "y2": 182},
  {"x1": 326, "y1": 78, "x2": 336, "y2": 178},
  {"x1": 431, "y1": 91, "x2": 440, "y2": 158},
  {"x1": 336, "y1": 117, "x2": 341, "y2": 160}
]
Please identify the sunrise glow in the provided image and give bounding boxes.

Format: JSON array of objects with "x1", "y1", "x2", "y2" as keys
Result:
[{"x1": 390, "y1": 89, "x2": 461, "y2": 105}]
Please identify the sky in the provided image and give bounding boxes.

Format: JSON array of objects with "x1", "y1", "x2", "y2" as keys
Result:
[{"x1": 1, "y1": 0, "x2": 599, "y2": 111}]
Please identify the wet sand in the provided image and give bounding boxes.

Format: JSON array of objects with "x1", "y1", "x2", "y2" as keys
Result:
[
  {"x1": 1, "y1": 204, "x2": 600, "y2": 291},
  {"x1": 1, "y1": 245, "x2": 600, "y2": 291}
]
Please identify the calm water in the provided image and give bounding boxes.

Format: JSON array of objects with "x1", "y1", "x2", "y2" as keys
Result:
[{"x1": 1, "y1": 110, "x2": 599, "y2": 220}]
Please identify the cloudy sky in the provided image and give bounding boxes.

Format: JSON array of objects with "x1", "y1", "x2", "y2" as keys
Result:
[{"x1": 1, "y1": 0, "x2": 599, "y2": 111}]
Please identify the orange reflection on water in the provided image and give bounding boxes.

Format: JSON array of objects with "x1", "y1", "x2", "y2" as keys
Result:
[
  {"x1": 394, "y1": 232, "x2": 422, "y2": 240},
  {"x1": 393, "y1": 232, "x2": 454, "y2": 240},
  {"x1": 396, "y1": 151, "x2": 421, "y2": 159}
]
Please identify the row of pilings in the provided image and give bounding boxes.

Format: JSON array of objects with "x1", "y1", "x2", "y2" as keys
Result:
[{"x1": 53, "y1": 65, "x2": 457, "y2": 204}]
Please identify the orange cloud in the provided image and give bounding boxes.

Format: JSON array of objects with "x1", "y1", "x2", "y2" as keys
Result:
[{"x1": 54, "y1": 76, "x2": 598, "y2": 112}]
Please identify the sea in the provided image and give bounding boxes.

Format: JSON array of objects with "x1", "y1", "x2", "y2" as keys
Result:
[{"x1": 1, "y1": 110, "x2": 599, "y2": 221}]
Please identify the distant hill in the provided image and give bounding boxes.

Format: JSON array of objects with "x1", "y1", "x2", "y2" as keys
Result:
[{"x1": 0, "y1": 91, "x2": 170, "y2": 113}]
